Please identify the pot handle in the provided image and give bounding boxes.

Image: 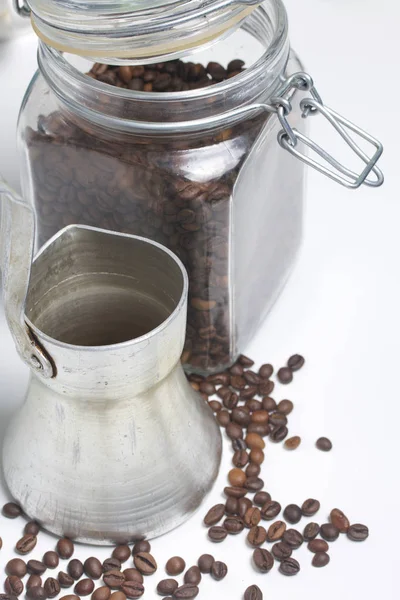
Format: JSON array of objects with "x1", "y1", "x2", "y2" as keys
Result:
[{"x1": 0, "y1": 176, "x2": 54, "y2": 378}]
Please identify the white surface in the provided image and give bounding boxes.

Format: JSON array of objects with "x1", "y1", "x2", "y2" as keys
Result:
[{"x1": 0, "y1": 0, "x2": 398, "y2": 598}]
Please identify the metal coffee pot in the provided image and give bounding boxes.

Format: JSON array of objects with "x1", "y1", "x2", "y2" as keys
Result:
[{"x1": 0, "y1": 178, "x2": 222, "y2": 544}]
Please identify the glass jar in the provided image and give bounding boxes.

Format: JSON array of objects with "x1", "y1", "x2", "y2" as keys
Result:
[
  {"x1": 17, "y1": 0, "x2": 383, "y2": 374},
  {"x1": 0, "y1": 0, "x2": 30, "y2": 40}
]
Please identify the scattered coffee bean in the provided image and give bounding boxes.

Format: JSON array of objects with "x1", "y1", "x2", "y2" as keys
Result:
[
  {"x1": 2, "y1": 503, "x2": 22, "y2": 519},
  {"x1": 173, "y1": 584, "x2": 199, "y2": 599},
  {"x1": 347, "y1": 524, "x2": 369, "y2": 541},
  {"x1": 303, "y1": 522, "x2": 320, "y2": 541},
  {"x1": 284, "y1": 436, "x2": 301, "y2": 450},
  {"x1": 246, "y1": 399, "x2": 263, "y2": 412},
  {"x1": 199, "y1": 382, "x2": 216, "y2": 395},
  {"x1": 0, "y1": 594, "x2": 18, "y2": 600},
  {"x1": 238, "y1": 498, "x2": 252, "y2": 518},
  {"x1": 6, "y1": 560, "x2": 27, "y2": 578},
  {"x1": 157, "y1": 580, "x2": 178, "y2": 596},
  {"x1": 245, "y1": 434, "x2": 265, "y2": 450},
  {"x1": 228, "y1": 468, "x2": 247, "y2": 487},
  {"x1": 59, "y1": 596, "x2": 80, "y2": 600},
  {"x1": 208, "y1": 526, "x2": 228, "y2": 542},
  {"x1": 245, "y1": 476, "x2": 264, "y2": 491},
  {"x1": 233, "y1": 449, "x2": 249, "y2": 468},
  {"x1": 279, "y1": 557, "x2": 300, "y2": 576},
  {"x1": 15, "y1": 535, "x2": 37, "y2": 555},
  {"x1": 133, "y1": 553, "x2": 157, "y2": 576},
  {"x1": 248, "y1": 450, "x2": 265, "y2": 467},
  {"x1": 224, "y1": 486, "x2": 247, "y2": 498},
  {"x1": 245, "y1": 463, "x2": 261, "y2": 478},
  {"x1": 282, "y1": 529, "x2": 304, "y2": 549},
  {"x1": 271, "y1": 542, "x2": 292, "y2": 561},
  {"x1": 269, "y1": 413, "x2": 287, "y2": 427},
  {"x1": 4, "y1": 577, "x2": 24, "y2": 596},
  {"x1": 103, "y1": 558, "x2": 121, "y2": 572},
  {"x1": 43, "y1": 578, "x2": 60, "y2": 599},
  {"x1": 27, "y1": 576, "x2": 42, "y2": 590},
  {"x1": 330, "y1": 508, "x2": 350, "y2": 533},
  {"x1": 112, "y1": 546, "x2": 131, "y2": 563},
  {"x1": 132, "y1": 541, "x2": 151, "y2": 555},
  {"x1": 197, "y1": 555, "x2": 214, "y2": 574},
  {"x1": 259, "y1": 380, "x2": 274, "y2": 395},
  {"x1": 103, "y1": 570, "x2": 125, "y2": 589},
  {"x1": 262, "y1": 397, "x2": 276, "y2": 411},
  {"x1": 277, "y1": 400, "x2": 294, "y2": 415},
  {"x1": 316, "y1": 437, "x2": 332, "y2": 451},
  {"x1": 253, "y1": 548, "x2": 274, "y2": 573},
  {"x1": 223, "y1": 516, "x2": 244, "y2": 534},
  {"x1": 110, "y1": 593, "x2": 127, "y2": 600},
  {"x1": 244, "y1": 507, "x2": 261, "y2": 528},
  {"x1": 254, "y1": 491, "x2": 271, "y2": 506},
  {"x1": 247, "y1": 526, "x2": 267, "y2": 547},
  {"x1": 84, "y1": 557, "x2": 103, "y2": 579},
  {"x1": 217, "y1": 411, "x2": 231, "y2": 427},
  {"x1": 43, "y1": 553, "x2": 59, "y2": 570},
  {"x1": 283, "y1": 504, "x2": 302, "y2": 524},
  {"x1": 267, "y1": 520, "x2": 286, "y2": 541},
  {"x1": 120, "y1": 581, "x2": 144, "y2": 599},
  {"x1": 210, "y1": 561, "x2": 227, "y2": 581},
  {"x1": 320, "y1": 523, "x2": 340, "y2": 541},
  {"x1": 270, "y1": 426, "x2": 288, "y2": 442},
  {"x1": 67, "y1": 560, "x2": 83, "y2": 580},
  {"x1": 166, "y1": 557, "x2": 186, "y2": 576},
  {"x1": 301, "y1": 499, "x2": 320, "y2": 516},
  {"x1": 24, "y1": 522, "x2": 40, "y2": 536},
  {"x1": 244, "y1": 585, "x2": 262, "y2": 600},
  {"x1": 56, "y1": 538, "x2": 74, "y2": 559},
  {"x1": 204, "y1": 504, "x2": 225, "y2": 526},
  {"x1": 308, "y1": 539, "x2": 329, "y2": 553},
  {"x1": 226, "y1": 423, "x2": 243, "y2": 440},
  {"x1": 287, "y1": 354, "x2": 305, "y2": 371},
  {"x1": 277, "y1": 367, "x2": 293, "y2": 384},
  {"x1": 92, "y1": 587, "x2": 111, "y2": 600},
  {"x1": 261, "y1": 501, "x2": 281, "y2": 520},
  {"x1": 184, "y1": 567, "x2": 201, "y2": 585},
  {"x1": 259, "y1": 364, "x2": 273, "y2": 379},
  {"x1": 26, "y1": 587, "x2": 47, "y2": 600},
  {"x1": 27, "y1": 561, "x2": 47, "y2": 576},
  {"x1": 123, "y1": 570, "x2": 143, "y2": 584},
  {"x1": 58, "y1": 573, "x2": 74, "y2": 588},
  {"x1": 232, "y1": 438, "x2": 247, "y2": 452},
  {"x1": 312, "y1": 552, "x2": 330, "y2": 568}
]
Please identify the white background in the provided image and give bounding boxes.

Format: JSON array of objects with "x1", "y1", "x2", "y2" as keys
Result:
[{"x1": 0, "y1": 0, "x2": 398, "y2": 598}]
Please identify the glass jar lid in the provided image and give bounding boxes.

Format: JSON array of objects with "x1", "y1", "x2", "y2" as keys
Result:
[{"x1": 25, "y1": 0, "x2": 262, "y2": 63}]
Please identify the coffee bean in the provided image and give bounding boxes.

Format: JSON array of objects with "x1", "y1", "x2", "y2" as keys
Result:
[
  {"x1": 312, "y1": 552, "x2": 330, "y2": 568},
  {"x1": 197, "y1": 554, "x2": 214, "y2": 574},
  {"x1": 253, "y1": 548, "x2": 274, "y2": 573},
  {"x1": 282, "y1": 529, "x2": 304, "y2": 549},
  {"x1": 232, "y1": 408, "x2": 251, "y2": 427},
  {"x1": 217, "y1": 410, "x2": 231, "y2": 427},
  {"x1": 244, "y1": 585, "x2": 262, "y2": 600},
  {"x1": 67, "y1": 560, "x2": 83, "y2": 581},
  {"x1": 84, "y1": 557, "x2": 103, "y2": 579},
  {"x1": 320, "y1": 523, "x2": 340, "y2": 541},
  {"x1": 245, "y1": 434, "x2": 265, "y2": 450},
  {"x1": 43, "y1": 579, "x2": 60, "y2": 599},
  {"x1": 92, "y1": 587, "x2": 111, "y2": 600},
  {"x1": 261, "y1": 501, "x2": 281, "y2": 520},
  {"x1": 120, "y1": 582, "x2": 144, "y2": 599},
  {"x1": 211, "y1": 561, "x2": 227, "y2": 580},
  {"x1": 123, "y1": 570, "x2": 143, "y2": 584},
  {"x1": 173, "y1": 584, "x2": 199, "y2": 599},
  {"x1": 225, "y1": 496, "x2": 238, "y2": 515},
  {"x1": 287, "y1": 354, "x2": 305, "y2": 371},
  {"x1": 308, "y1": 539, "x2": 329, "y2": 553},
  {"x1": 245, "y1": 463, "x2": 261, "y2": 478},
  {"x1": 59, "y1": 596, "x2": 80, "y2": 600},
  {"x1": 245, "y1": 476, "x2": 264, "y2": 492},
  {"x1": 6, "y1": 560, "x2": 27, "y2": 577},
  {"x1": 207, "y1": 372, "x2": 230, "y2": 385},
  {"x1": 2, "y1": 502, "x2": 22, "y2": 518},
  {"x1": 204, "y1": 503, "x2": 225, "y2": 526},
  {"x1": 247, "y1": 525, "x2": 267, "y2": 546},
  {"x1": 230, "y1": 363, "x2": 244, "y2": 376},
  {"x1": 133, "y1": 553, "x2": 157, "y2": 575},
  {"x1": 56, "y1": 538, "x2": 74, "y2": 559},
  {"x1": 58, "y1": 573, "x2": 74, "y2": 588},
  {"x1": 184, "y1": 567, "x2": 201, "y2": 585},
  {"x1": 270, "y1": 425, "x2": 288, "y2": 442},
  {"x1": 244, "y1": 371, "x2": 261, "y2": 385},
  {"x1": 240, "y1": 386, "x2": 258, "y2": 400},
  {"x1": 238, "y1": 497, "x2": 252, "y2": 518},
  {"x1": 26, "y1": 587, "x2": 47, "y2": 600},
  {"x1": 277, "y1": 367, "x2": 293, "y2": 384},
  {"x1": 238, "y1": 354, "x2": 254, "y2": 367},
  {"x1": 284, "y1": 436, "x2": 301, "y2": 450},
  {"x1": 246, "y1": 399, "x2": 263, "y2": 412},
  {"x1": 277, "y1": 400, "x2": 294, "y2": 415},
  {"x1": 103, "y1": 558, "x2": 121, "y2": 572},
  {"x1": 223, "y1": 516, "x2": 244, "y2": 534},
  {"x1": 228, "y1": 468, "x2": 247, "y2": 487},
  {"x1": 15, "y1": 535, "x2": 37, "y2": 555},
  {"x1": 248, "y1": 450, "x2": 264, "y2": 466},
  {"x1": 25, "y1": 522, "x2": 40, "y2": 536},
  {"x1": 347, "y1": 524, "x2": 369, "y2": 541},
  {"x1": 157, "y1": 580, "x2": 178, "y2": 595},
  {"x1": 113, "y1": 546, "x2": 131, "y2": 563},
  {"x1": 208, "y1": 400, "x2": 222, "y2": 413},
  {"x1": 224, "y1": 392, "x2": 239, "y2": 410},
  {"x1": 166, "y1": 557, "x2": 185, "y2": 576},
  {"x1": 279, "y1": 557, "x2": 300, "y2": 576},
  {"x1": 259, "y1": 364, "x2": 273, "y2": 379},
  {"x1": 301, "y1": 499, "x2": 320, "y2": 516},
  {"x1": 316, "y1": 437, "x2": 332, "y2": 451},
  {"x1": 254, "y1": 491, "x2": 271, "y2": 506},
  {"x1": 330, "y1": 508, "x2": 350, "y2": 533},
  {"x1": 224, "y1": 486, "x2": 247, "y2": 498},
  {"x1": 110, "y1": 593, "x2": 126, "y2": 600},
  {"x1": 303, "y1": 522, "x2": 320, "y2": 541},
  {"x1": 43, "y1": 553, "x2": 59, "y2": 570},
  {"x1": 132, "y1": 541, "x2": 151, "y2": 555},
  {"x1": 208, "y1": 526, "x2": 227, "y2": 542},
  {"x1": 27, "y1": 561, "x2": 46, "y2": 576},
  {"x1": 103, "y1": 571, "x2": 125, "y2": 589},
  {"x1": 230, "y1": 375, "x2": 246, "y2": 390},
  {"x1": 226, "y1": 423, "x2": 243, "y2": 440},
  {"x1": 267, "y1": 520, "x2": 286, "y2": 541},
  {"x1": 0, "y1": 595, "x2": 18, "y2": 600},
  {"x1": 268, "y1": 412, "x2": 287, "y2": 427},
  {"x1": 5, "y1": 577, "x2": 24, "y2": 596},
  {"x1": 251, "y1": 410, "x2": 269, "y2": 425},
  {"x1": 262, "y1": 397, "x2": 277, "y2": 411},
  {"x1": 199, "y1": 381, "x2": 215, "y2": 395},
  {"x1": 217, "y1": 387, "x2": 232, "y2": 401},
  {"x1": 232, "y1": 438, "x2": 247, "y2": 452},
  {"x1": 271, "y1": 541, "x2": 292, "y2": 561},
  {"x1": 27, "y1": 577, "x2": 42, "y2": 590}
]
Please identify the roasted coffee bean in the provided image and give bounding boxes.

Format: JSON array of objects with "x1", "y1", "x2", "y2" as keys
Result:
[
  {"x1": 228, "y1": 468, "x2": 247, "y2": 487},
  {"x1": 244, "y1": 585, "x2": 262, "y2": 600},
  {"x1": 282, "y1": 529, "x2": 304, "y2": 549},
  {"x1": 43, "y1": 579, "x2": 60, "y2": 599},
  {"x1": 224, "y1": 486, "x2": 247, "y2": 498},
  {"x1": 277, "y1": 367, "x2": 293, "y2": 384},
  {"x1": 253, "y1": 549, "x2": 274, "y2": 573},
  {"x1": 240, "y1": 386, "x2": 258, "y2": 400},
  {"x1": 0, "y1": 595, "x2": 18, "y2": 600},
  {"x1": 25, "y1": 522, "x2": 40, "y2": 536},
  {"x1": 225, "y1": 496, "x2": 239, "y2": 514},
  {"x1": 120, "y1": 581, "x2": 144, "y2": 599},
  {"x1": 58, "y1": 573, "x2": 74, "y2": 588},
  {"x1": 6, "y1": 558, "x2": 27, "y2": 576},
  {"x1": 122, "y1": 570, "x2": 143, "y2": 584},
  {"x1": 113, "y1": 546, "x2": 131, "y2": 563},
  {"x1": 67, "y1": 560, "x2": 83, "y2": 580},
  {"x1": 103, "y1": 558, "x2": 122, "y2": 572},
  {"x1": 207, "y1": 372, "x2": 230, "y2": 385},
  {"x1": 262, "y1": 397, "x2": 277, "y2": 411},
  {"x1": 224, "y1": 392, "x2": 239, "y2": 410},
  {"x1": 197, "y1": 554, "x2": 214, "y2": 574},
  {"x1": 261, "y1": 501, "x2": 281, "y2": 520},
  {"x1": 59, "y1": 596, "x2": 80, "y2": 600},
  {"x1": 226, "y1": 422, "x2": 243, "y2": 440},
  {"x1": 133, "y1": 553, "x2": 157, "y2": 575},
  {"x1": 27, "y1": 562, "x2": 46, "y2": 576},
  {"x1": 92, "y1": 587, "x2": 111, "y2": 600},
  {"x1": 184, "y1": 567, "x2": 201, "y2": 585},
  {"x1": 308, "y1": 538, "x2": 329, "y2": 553},
  {"x1": 204, "y1": 503, "x2": 225, "y2": 526},
  {"x1": 245, "y1": 433, "x2": 265, "y2": 450},
  {"x1": 217, "y1": 410, "x2": 231, "y2": 427},
  {"x1": 5, "y1": 577, "x2": 24, "y2": 596},
  {"x1": 75, "y1": 580, "x2": 95, "y2": 596},
  {"x1": 320, "y1": 523, "x2": 340, "y2": 541},
  {"x1": 277, "y1": 400, "x2": 294, "y2": 415},
  {"x1": 259, "y1": 364, "x2": 273, "y2": 379},
  {"x1": 16, "y1": 535, "x2": 37, "y2": 555},
  {"x1": 245, "y1": 476, "x2": 264, "y2": 492},
  {"x1": 270, "y1": 425, "x2": 288, "y2": 442},
  {"x1": 230, "y1": 375, "x2": 246, "y2": 390},
  {"x1": 2, "y1": 502, "x2": 22, "y2": 518},
  {"x1": 132, "y1": 541, "x2": 151, "y2": 555},
  {"x1": 283, "y1": 504, "x2": 302, "y2": 524},
  {"x1": 26, "y1": 586, "x2": 47, "y2": 600},
  {"x1": 43, "y1": 553, "x2": 59, "y2": 570},
  {"x1": 232, "y1": 438, "x2": 247, "y2": 452},
  {"x1": 244, "y1": 371, "x2": 261, "y2": 385},
  {"x1": 166, "y1": 557, "x2": 186, "y2": 576},
  {"x1": 245, "y1": 463, "x2": 261, "y2": 478},
  {"x1": 173, "y1": 584, "x2": 199, "y2": 599},
  {"x1": 267, "y1": 520, "x2": 286, "y2": 541},
  {"x1": 199, "y1": 381, "x2": 215, "y2": 395},
  {"x1": 246, "y1": 399, "x2": 263, "y2": 412},
  {"x1": 157, "y1": 580, "x2": 178, "y2": 595},
  {"x1": 284, "y1": 436, "x2": 301, "y2": 450},
  {"x1": 56, "y1": 538, "x2": 74, "y2": 559},
  {"x1": 208, "y1": 526, "x2": 228, "y2": 542},
  {"x1": 217, "y1": 386, "x2": 232, "y2": 401},
  {"x1": 303, "y1": 522, "x2": 320, "y2": 541},
  {"x1": 110, "y1": 593, "x2": 127, "y2": 600},
  {"x1": 258, "y1": 380, "x2": 274, "y2": 396},
  {"x1": 208, "y1": 400, "x2": 222, "y2": 412},
  {"x1": 223, "y1": 516, "x2": 244, "y2": 534},
  {"x1": 312, "y1": 552, "x2": 330, "y2": 568},
  {"x1": 287, "y1": 354, "x2": 305, "y2": 371},
  {"x1": 247, "y1": 525, "x2": 267, "y2": 546},
  {"x1": 330, "y1": 508, "x2": 350, "y2": 533},
  {"x1": 232, "y1": 408, "x2": 251, "y2": 427},
  {"x1": 301, "y1": 499, "x2": 320, "y2": 516},
  {"x1": 316, "y1": 437, "x2": 332, "y2": 451},
  {"x1": 347, "y1": 524, "x2": 369, "y2": 541},
  {"x1": 269, "y1": 413, "x2": 287, "y2": 427},
  {"x1": 210, "y1": 561, "x2": 227, "y2": 581},
  {"x1": 84, "y1": 557, "x2": 103, "y2": 579},
  {"x1": 27, "y1": 576, "x2": 42, "y2": 590},
  {"x1": 248, "y1": 449, "x2": 264, "y2": 466},
  {"x1": 279, "y1": 557, "x2": 300, "y2": 576},
  {"x1": 103, "y1": 571, "x2": 125, "y2": 589},
  {"x1": 230, "y1": 363, "x2": 244, "y2": 376},
  {"x1": 271, "y1": 542, "x2": 292, "y2": 561},
  {"x1": 238, "y1": 497, "x2": 252, "y2": 518},
  {"x1": 251, "y1": 410, "x2": 269, "y2": 424},
  {"x1": 238, "y1": 354, "x2": 254, "y2": 367}
]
